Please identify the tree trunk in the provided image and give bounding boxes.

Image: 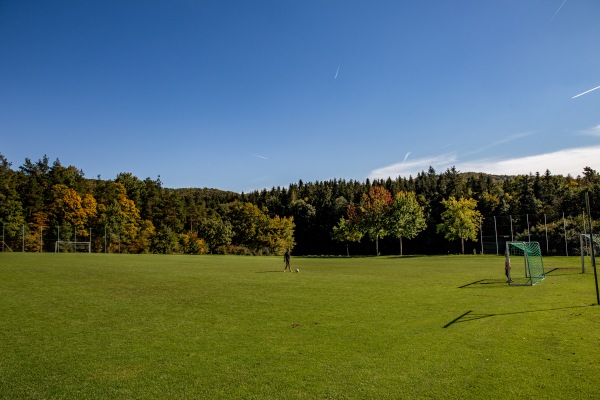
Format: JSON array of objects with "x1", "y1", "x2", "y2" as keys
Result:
[
  {"x1": 375, "y1": 235, "x2": 379, "y2": 256},
  {"x1": 346, "y1": 242, "x2": 349, "y2": 257},
  {"x1": 461, "y1": 237, "x2": 465, "y2": 254},
  {"x1": 399, "y1": 236, "x2": 403, "y2": 256}
]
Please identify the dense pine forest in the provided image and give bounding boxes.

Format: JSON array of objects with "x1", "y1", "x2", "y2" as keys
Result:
[{"x1": 1, "y1": 153, "x2": 599, "y2": 256}]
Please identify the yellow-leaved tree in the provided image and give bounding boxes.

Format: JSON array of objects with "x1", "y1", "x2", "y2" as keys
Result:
[
  {"x1": 98, "y1": 182, "x2": 155, "y2": 253},
  {"x1": 51, "y1": 184, "x2": 97, "y2": 238},
  {"x1": 437, "y1": 196, "x2": 482, "y2": 254}
]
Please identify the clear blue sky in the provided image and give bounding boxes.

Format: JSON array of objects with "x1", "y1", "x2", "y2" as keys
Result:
[{"x1": 1, "y1": 0, "x2": 599, "y2": 193}]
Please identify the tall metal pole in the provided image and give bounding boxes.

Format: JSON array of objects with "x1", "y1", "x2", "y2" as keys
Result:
[
  {"x1": 579, "y1": 212, "x2": 585, "y2": 272},
  {"x1": 494, "y1": 216, "x2": 498, "y2": 255},
  {"x1": 544, "y1": 214, "x2": 549, "y2": 254},
  {"x1": 479, "y1": 218, "x2": 483, "y2": 255},
  {"x1": 564, "y1": 213, "x2": 569, "y2": 257},
  {"x1": 585, "y1": 192, "x2": 599, "y2": 305}
]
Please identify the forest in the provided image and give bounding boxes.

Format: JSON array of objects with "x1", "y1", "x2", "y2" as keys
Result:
[{"x1": 1, "y1": 153, "x2": 599, "y2": 256}]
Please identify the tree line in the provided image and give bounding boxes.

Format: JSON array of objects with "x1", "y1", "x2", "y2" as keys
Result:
[{"x1": 1, "y1": 153, "x2": 599, "y2": 255}]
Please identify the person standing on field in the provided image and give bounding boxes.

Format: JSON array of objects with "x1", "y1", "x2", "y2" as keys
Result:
[
  {"x1": 284, "y1": 249, "x2": 291, "y2": 272},
  {"x1": 505, "y1": 252, "x2": 513, "y2": 283}
]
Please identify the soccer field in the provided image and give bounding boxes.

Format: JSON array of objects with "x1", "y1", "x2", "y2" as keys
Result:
[{"x1": 1, "y1": 253, "x2": 599, "y2": 399}]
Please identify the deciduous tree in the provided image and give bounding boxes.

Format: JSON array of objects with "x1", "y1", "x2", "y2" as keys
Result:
[
  {"x1": 388, "y1": 191, "x2": 426, "y2": 256},
  {"x1": 50, "y1": 184, "x2": 97, "y2": 235},
  {"x1": 437, "y1": 196, "x2": 482, "y2": 254},
  {"x1": 350, "y1": 186, "x2": 392, "y2": 255},
  {"x1": 197, "y1": 215, "x2": 233, "y2": 254},
  {"x1": 332, "y1": 216, "x2": 363, "y2": 256}
]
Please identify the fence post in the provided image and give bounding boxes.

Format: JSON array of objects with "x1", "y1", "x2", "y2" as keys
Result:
[
  {"x1": 494, "y1": 216, "x2": 498, "y2": 255},
  {"x1": 585, "y1": 192, "x2": 599, "y2": 305},
  {"x1": 479, "y1": 218, "x2": 483, "y2": 255},
  {"x1": 545, "y1": 214, "x2": 549, "y2": 255},
  {"x1": 566, "y1": 213, "x2": 571, "y2": 257},
  {"x1": 581, "y1": 234, "x2": 585, "y2": 273}
]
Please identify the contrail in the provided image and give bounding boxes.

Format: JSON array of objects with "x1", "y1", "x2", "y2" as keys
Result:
[
  {"x1": 403, "y1": 152, "x2": 411, "y2": 162},
  {"x1": 548, "y1": 0, "x2": 568, "y2": 25},
  {"x1": 335, "y1": 65, "x2": 340, "y2": 79},
  {"x1": 253, "y1": 154, "x2": 268, "y2": 160},
  {"x1": 539, "y1": 0, "x2": 568, "y2": 38},
  {"x1": 572, "y1": 85, "x2": 600, "y2": 99}
]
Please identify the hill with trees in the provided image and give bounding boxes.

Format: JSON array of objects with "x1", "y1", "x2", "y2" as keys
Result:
[{"x1": 1, "y1": 154, "x2": 599, "y2": 256}]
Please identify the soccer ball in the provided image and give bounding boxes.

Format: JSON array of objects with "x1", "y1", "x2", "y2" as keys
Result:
[{"x1": 295, "y1": 268, "x2": 299, "y2": 273}]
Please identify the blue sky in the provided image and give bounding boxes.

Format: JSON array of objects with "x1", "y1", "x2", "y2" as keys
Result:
[{"x1": 1, "y1": 0, "x2": 599, "y2": 193}]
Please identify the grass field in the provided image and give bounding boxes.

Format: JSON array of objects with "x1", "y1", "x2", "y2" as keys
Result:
[{"x1": 1, "y1": 253, "x2": 599, "y2": 399}]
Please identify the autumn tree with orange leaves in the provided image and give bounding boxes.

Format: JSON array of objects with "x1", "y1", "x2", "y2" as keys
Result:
[{"x1": 348, "y1": 186, "x2": 393, "y2": 255}]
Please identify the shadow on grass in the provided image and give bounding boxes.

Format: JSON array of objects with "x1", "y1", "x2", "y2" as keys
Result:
[
  {"x1": 443, "y1": 304, "x2": 595, "y2": 328},
  {"x1": 458, "y1": 279, "x2": 507, "y2": 288},
  {"x1": 545, "y1": 267, "x2": 583, "y2": 276},
  {"x1": 459, "y1": 268, "x2": 584, "y2": 289},
  {"x1": 301, "y1": 255, "x2": 426, "y2": 259},
  {"x1": 255, "y1": 270, "x2": 285, "y2": 273}
]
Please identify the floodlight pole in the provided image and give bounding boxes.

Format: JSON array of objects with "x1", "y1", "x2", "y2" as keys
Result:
[{"x1": 585, "y1": 192, "x2": 600, "y2": 305}]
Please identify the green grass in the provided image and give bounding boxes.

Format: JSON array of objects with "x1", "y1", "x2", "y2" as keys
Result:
[{"x1": 1, "y1": 253, "x2": 599, "y2": 399}]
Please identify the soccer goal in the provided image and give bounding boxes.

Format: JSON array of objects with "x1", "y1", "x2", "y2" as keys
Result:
[
  {"x1": 505, "y1": 241, "x2": 545, "y2": 286},
  {"x1": 55, "y1": 240, "x2": 91, "y2": 253},
  {"x1": 580, "y1": 234, "x2": 600, "y2": 273}
]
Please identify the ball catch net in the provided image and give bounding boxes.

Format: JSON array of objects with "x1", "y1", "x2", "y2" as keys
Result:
[{"x1": 55, "y1": 240, "x2": 91, "y2": 253}]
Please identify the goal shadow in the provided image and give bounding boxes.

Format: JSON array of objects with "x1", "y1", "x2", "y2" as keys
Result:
[
  {"x1": 443, "y1": 304, "x2": 594, "y2": 328},
  {"x1": 458, "y1": 279, "x2": 507, "y2": 288},
  {"x1": 545, "y1": 267, "x2": 583, "y2": 276}
]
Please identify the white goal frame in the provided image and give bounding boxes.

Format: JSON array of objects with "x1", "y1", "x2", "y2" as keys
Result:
[{"x1": 55, "y1": 240, "x2": 91, "y2": 253}]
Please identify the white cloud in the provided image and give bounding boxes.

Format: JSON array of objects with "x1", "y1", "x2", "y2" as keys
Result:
[
  {"x1": 369, "y1": 153, "x2": 458, "y2": 179},
  {"x1": 369, "y1": 145, "x2": 600, "y2": 180},
  {"x1": 580, "y1": 125, "x2": 600, "y2": 137}
]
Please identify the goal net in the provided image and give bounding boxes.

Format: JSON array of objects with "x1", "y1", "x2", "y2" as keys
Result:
[
  {"x1": 505, "y1": 241, "x2": 545, "y2": 286},
  {"x1": 55, "y1": 240, "x2": 91, "y2": 253},
  {"x1": 580, "y1": 234, "x2": 600, "y2": 273}
]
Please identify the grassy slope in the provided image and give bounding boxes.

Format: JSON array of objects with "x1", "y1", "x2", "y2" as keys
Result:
[{"x1": 0, "y1": 253, "x2": 599, "y2": 399}]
